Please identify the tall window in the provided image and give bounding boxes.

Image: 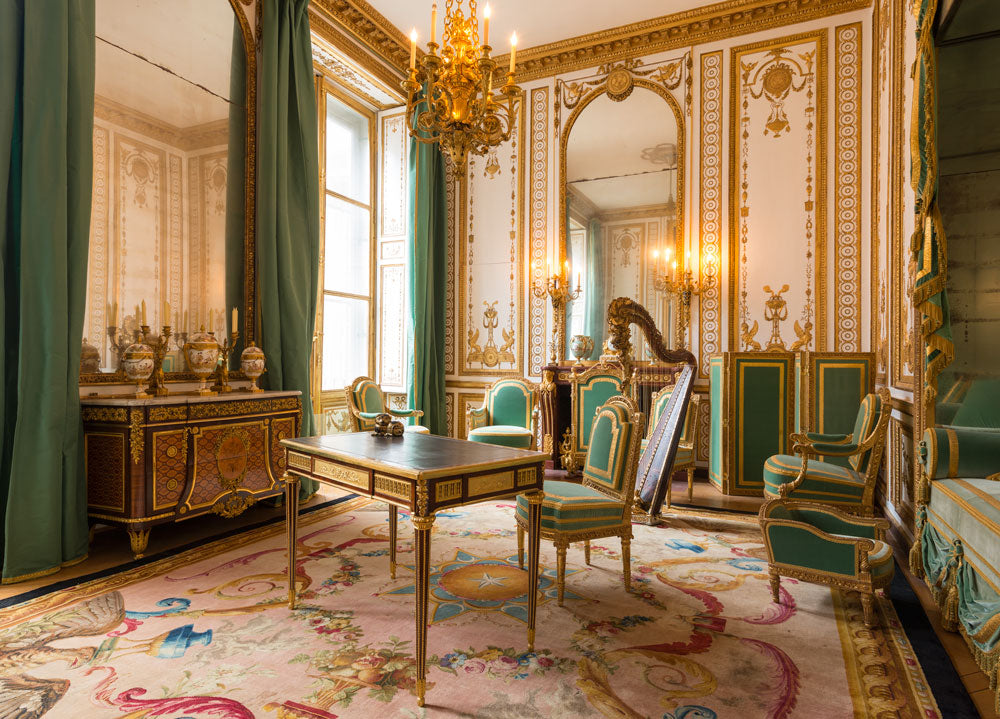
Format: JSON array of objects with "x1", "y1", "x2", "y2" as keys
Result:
[{"x1": 316, "y1": 86, "x2": 375, "y2": 407}]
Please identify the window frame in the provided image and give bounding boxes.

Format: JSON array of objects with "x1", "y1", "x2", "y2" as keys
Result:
[{"x1": 313, "y1": 78, "x2": 378, "y2": 412}]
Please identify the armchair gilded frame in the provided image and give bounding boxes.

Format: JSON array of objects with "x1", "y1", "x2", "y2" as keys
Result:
[
  {"x1": 80, "y1": 0, "x2": 258, "y2": 385},
  {"x1": 779, "y1": 387, "x2": 892, "y2": 516}
]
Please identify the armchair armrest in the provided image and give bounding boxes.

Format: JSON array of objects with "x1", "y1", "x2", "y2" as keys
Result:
[
  {"x1": 467, "y1": 405, "x2": 489, "y2": 432},
  {"x1": 387, "y1": 408, "x2": 424, "y2": 419},
  {"x1": 794, "y1": 441, "x2": 860, "y2": 457},
  {"x1": 760, "y1": 517, "x2": 876, "y2": 576},
  {"x1": 761, "y1": 498, "x2": 889, "y2": 540},
  {"x1": 804, "y1": 432, "x2": 852, "y2": 444}
]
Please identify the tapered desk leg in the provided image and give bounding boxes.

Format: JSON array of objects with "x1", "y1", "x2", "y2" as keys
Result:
[
  {"x1": 412, "y1": 514, "x2": 435, "y2": 707},
  {"x1": 389, "y1": 505, "x2": 398, "y2": 579},
  {"x1": 525, "y1": 489, "x2": 544, "y2": 652},
  {"x1": 285, "y1": 474, "x2": 301, "y2": 609}
]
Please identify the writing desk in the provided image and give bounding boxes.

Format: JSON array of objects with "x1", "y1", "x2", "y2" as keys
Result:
[{"x1": 281, "y1": 432, "x2": 546, "y2": 707}]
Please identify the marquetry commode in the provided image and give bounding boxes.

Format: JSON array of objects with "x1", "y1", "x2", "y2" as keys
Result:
[{"x1": 81, "y1": 390, "x2": 301, "y2": 558}]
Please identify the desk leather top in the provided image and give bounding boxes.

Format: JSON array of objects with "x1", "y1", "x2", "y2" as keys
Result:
[{"x1": 282, "y1": 432, "x2": 546, "y2": 480}]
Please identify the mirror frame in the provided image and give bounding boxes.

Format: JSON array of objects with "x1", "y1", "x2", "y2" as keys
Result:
[
  {"x1": 557, "y1": 75, "x2": 686, "y2": 361},
  {"x1": 81, "y1": 0, "x2": 257, "y2": 385}
]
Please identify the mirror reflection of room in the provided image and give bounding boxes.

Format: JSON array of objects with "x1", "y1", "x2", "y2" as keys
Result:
[{"x1": 81, "y1": 0, "x2": 246, "y2": 375}]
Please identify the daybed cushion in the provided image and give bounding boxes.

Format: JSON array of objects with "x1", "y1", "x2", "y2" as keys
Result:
[{"x1": 924, "y1": 478, "x2": 1000, "y2": 590}]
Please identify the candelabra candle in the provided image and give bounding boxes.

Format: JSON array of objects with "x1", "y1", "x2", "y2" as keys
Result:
[
  {"x1": 532, "y1": 264, "x2": 581, "y2": 364},
  {"x1": 106, "y1": 324, "x2": 132, "y2": 375},
  {"x1": 211, "y1": 331, "x2": 240, "y2": 394},
  {"x1": 144, "y1": 326, "x2": 173, "y2": 397}
]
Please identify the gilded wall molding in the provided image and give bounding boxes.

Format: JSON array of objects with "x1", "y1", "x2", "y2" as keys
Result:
[
  {"x1": 95, "y1": 96, "x2": 228, "y2": 152},
  {"x1": 528, "y1": 86, "x2": 549, "y2": 377},
  {"x1": 728, "y1": 30, "x2": 828, "y2": 352},
  {"x1": 698, "y1": 50, "x2": 723, "y2": 379},
  {"x1": 309, "y1": 0, "x2": 411, "y2": 80},
  {"x1": 496, "y1": 0, "x2": 871, "y2": 82},
  {"x1": 871, "y1": 0, "x2": 889, "y2": 382},
  {"x1": 445, "y1": 157, "x2": 457, "y2": 376},
  {"x1": 833, "y1": 22, "x2": 863, "y2": 352},
  {"x1": 311, "y1": 35, "x2": 403, "y2": 110}
]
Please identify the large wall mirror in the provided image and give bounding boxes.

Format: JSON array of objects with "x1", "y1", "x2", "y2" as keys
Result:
[
  {"x1": 559, "y1": 80, "x2": 684, "y2": 362},
  {"x1": 81, "y1": 0, "x2": 256, "y2": 383}
]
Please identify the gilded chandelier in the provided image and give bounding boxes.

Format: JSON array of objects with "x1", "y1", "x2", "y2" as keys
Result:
[{"x1": 402, "y1": 0, "x2": 521, "y2": 171}]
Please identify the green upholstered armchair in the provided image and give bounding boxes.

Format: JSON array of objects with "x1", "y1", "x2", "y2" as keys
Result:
[
  {"x1": 759, "y1": 498, "x2": 893, "y2": 628},
  {"x1": 515, "y1": 395, "x2": 644, "y2": 605},
  {"x1": 344, "y1": 376, "x2": 429, "y2": 434},
  {"x1": 466, "y1": 377, "x2": 538, "y2": 449},
  {"x1": 763, "y1": 388, "x2": 890, "y2": 516},
  {"x1": 642, "y1": 386, "x2": 702, "y2": 508},
  {"x1": 560, "y1": 361, "x2": 625, "y2": 474}
]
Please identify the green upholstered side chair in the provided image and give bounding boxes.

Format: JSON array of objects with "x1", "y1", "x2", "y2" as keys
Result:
[
  {"x1": 759, "y1": 498, "x2": 893, "y2": 627},
  {"x1": 763, "y1": 388, "x2": 890, "y2": 516},
  {"x1": 516, "y1": 395, "x2": 644, "y2": 605},
  {"x1": 466, "y1": 377, "x2": 538, "y2": 449},
  {"x1": 561, "y1": 361, "x2": 625, "y2": 473},
  {"x1": 344, "y1": 376, "x2": 429, "y2": 434},
  {"x1": 642, "y1": 386, "x2": 702, "y2": 508}
]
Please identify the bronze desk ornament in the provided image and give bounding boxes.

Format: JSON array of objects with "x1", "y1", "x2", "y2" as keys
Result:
[
  {"x1": 144, "y1": 326, "x2": 173, "y2": 396},
  {"x1": 372, "y1": 413, "x2": 405, "y2": 437},
  {"x1": 211, "y1": 330, "x2": 240, "y2": 393}
]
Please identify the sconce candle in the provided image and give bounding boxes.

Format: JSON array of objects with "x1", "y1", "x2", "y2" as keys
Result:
[
  {"x1": 483, "y1": 3, "x2": 490, "y2": 46},
  {"x1": 409, "y1": 29, "x2": 417, "y2": 69}
]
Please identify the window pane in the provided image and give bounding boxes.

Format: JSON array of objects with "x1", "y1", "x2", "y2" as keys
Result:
[
  {"x1": 325, "y1": 196, "x2": 370, "y2": 295},
  {"x1": 325, "y1": 94, "x2": 370, "y2": 203},
  {"x1": 322, "y1": 295, "x2": 369, "y2": 391}
]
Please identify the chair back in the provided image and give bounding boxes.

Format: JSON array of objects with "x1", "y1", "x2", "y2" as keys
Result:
[
  {"x1": 849, "y1": 392, "x2": 882, "y2": 472},
  {"x1": 486, "y1": 378, "x2": 535, "y2": 428},
  {"x1": 582, "y1": 395, "x2": 644, "y2": 508},
  {"x1": 571, "y1": 362, "x2": 625, "y2": 457},
  {"x1": 345, "y1": 376, "x2": 385, "y2": 431},
  {"x1": 648, "y1": 384, "x2": 700, "y2": 445}
]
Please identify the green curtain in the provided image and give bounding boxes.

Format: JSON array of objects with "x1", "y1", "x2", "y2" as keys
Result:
[
  {"x1": 0, "y1": 0, "x2": 94, "y2": 583},
  {"x1": 583, "y1": 218, "x2": 605, "y2": 351},
  {"x1": 911, "y1": 0, "x2": 954, "y2": 426},
  {"x1": 258, "y1": 0, "x2": 319, "y2": 495},
  {"x1": 224, "y1": 17, "x2": 247, "y2": 361},
  {"x1": 405, "y1": 95, "x2": 447, "y2": 435}
]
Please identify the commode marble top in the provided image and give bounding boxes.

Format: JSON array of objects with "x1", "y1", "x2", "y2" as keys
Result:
[{"x1": 79, "y1": 389, "x2": 301, "y2": 407}]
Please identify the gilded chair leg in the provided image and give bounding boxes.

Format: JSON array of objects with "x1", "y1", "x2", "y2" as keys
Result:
[
  {"x1": 621, "y1": 533, "x2": 632, "y2": 592},
  {"x1": 388, "y1": 505, "x2": 397, "y2": 579},
  {"x1": 769, "y1": 571, "x2": 781, "y2": 603},
  {"x1": 584, "y1": 540, "x2": 591, "y2": 565},
  {"x1": 516, "y1": 523, "x2": 525, "y2": 569},
  {"x1": 861, "y1": 592, "x2": 876, "y2": 628},
  {"x1": 687, "y1": 468, "x2": 694, "y2": 502},
  {"x1": 556, "y1": 544, "x2": 567, "y2": 606}
]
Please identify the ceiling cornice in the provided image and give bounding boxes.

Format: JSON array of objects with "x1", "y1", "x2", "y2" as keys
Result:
[
  {"x1": 310, "y1": 0, "x2": 411, "y2": 80},
  {"x1": 500, "y1": 0, "x2": 873, "y2": 82},
  {"x1": 318, "y1": 0, "x2": 871, "y2": 85}
]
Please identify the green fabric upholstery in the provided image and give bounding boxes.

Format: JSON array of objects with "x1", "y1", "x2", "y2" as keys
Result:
[
  {"x1": 573, "y1": 373, "x2": 622, "y2": 454},
  {"x1": 866, "y1": 539, "x2": 894, "y2": 578},
  {"x1": 468, "y1": 425, "x2": 532, "y2": 449},
  {"x1": 465, "y1": 378, "x2": 536, "y2": 448},
  {"x1": 848, "y1": 393, "x2": 881, "y2": 472},
  {"x1": 581, "y1": 403, "x2": 635, "y2": 495},
  {"x1": 765, "y1": 524, "x2": 859, "y2": 576},
  {"x1": 920, "y1": 427, "x2": 1000, "y2": 480},
  {"x1": 924, "y1": 478, "x2": 1000, "y2": 590},
  {"x1": 355, "y1": 380, "x2": 385, "y2": 414},
  {"x1": 488, "y1": 379, "x2": 534, "y2": 429},
  {"x1": 763, "y1": 454, "x2": 866, "y2": 506},
  {"x1": 515, "y1": 480, "x2": 624, "y2": 533},
  {"x1": 649, "y1": 388, "x2": 673, "y2": 430},
  {"x1": 805, "y1": 432, "x2": 851, "y2": 444},
  {"x1": 951, "y1": 379, "x2": 1000, "y2": 429},
  {"x1": 765, "y1": 503, "x2": 879, "y2": 539}
]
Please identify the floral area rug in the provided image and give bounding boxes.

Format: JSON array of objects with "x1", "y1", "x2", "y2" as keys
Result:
[{"x1": 0, "y1": 495, "x2": 941, "y2": 718}]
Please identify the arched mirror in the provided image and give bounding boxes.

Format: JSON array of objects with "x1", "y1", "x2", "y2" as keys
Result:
[
  {"x1": 560, "y1": 81, "x2": 684, "y2": 362},
  {"x1": 81, "y1": 0, "x2": 256, "y2": 384}
]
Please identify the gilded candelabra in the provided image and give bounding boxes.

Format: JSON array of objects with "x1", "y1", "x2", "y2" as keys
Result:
[
  {"x1": 532, "y1": 264, "x2": 580, "y2": 364},
  {"x1": 652, "y1": 265, "x2": 711, "y2": 350},
  {"x1": 106, "y1": 324, "x2": 134, "y2": 374},
  {"x1": 144, "y1": 326, "x2": 172, "y2": 396},
  {"x1": 402, "y1": 1, "x2": 521, "y2": 171},
  {"x1": 211, "y1": 331, "x2": 239, "y2": 394}
]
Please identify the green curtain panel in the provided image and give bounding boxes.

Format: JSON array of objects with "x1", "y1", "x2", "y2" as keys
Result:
[
  {"x1": 258, "y1": 0, "x2": 319, "y2": 495},
  {"x1": 405, "y1": 94, "x2": 448, "y2": 435},
  {"x1": 583, "y1": 218, "x2": 605, "y2": 350},
  {"x1": 911, "y1": 0, "x2": 954, "y2": 425},
  {"x1": 0, "y1": 0, "x2": 94, "y2": 583}
]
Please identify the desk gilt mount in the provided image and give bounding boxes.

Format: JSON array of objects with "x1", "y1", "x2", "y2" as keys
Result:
[{"x1": 281, "y1": 432, "x2": 546, "y2": 707}]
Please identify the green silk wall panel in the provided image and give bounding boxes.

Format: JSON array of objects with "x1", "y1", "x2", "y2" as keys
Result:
[{"x1": 709, "y1": 356, "x2": 724, "y2": 491}]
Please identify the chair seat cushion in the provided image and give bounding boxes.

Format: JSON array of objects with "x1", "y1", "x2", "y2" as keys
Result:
[
  {"x1": 405, "y1": 424, "x2": 430, "y2": 434},
  {"x1": 763, "y1": 454, "x2": 866, "y2": 504},
  {"x1": 468, "y1": 425, "x2": 532, "y2": 449},
  {"x1": 516, "y1": 480, "x2": 624, "y2": 533}
]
